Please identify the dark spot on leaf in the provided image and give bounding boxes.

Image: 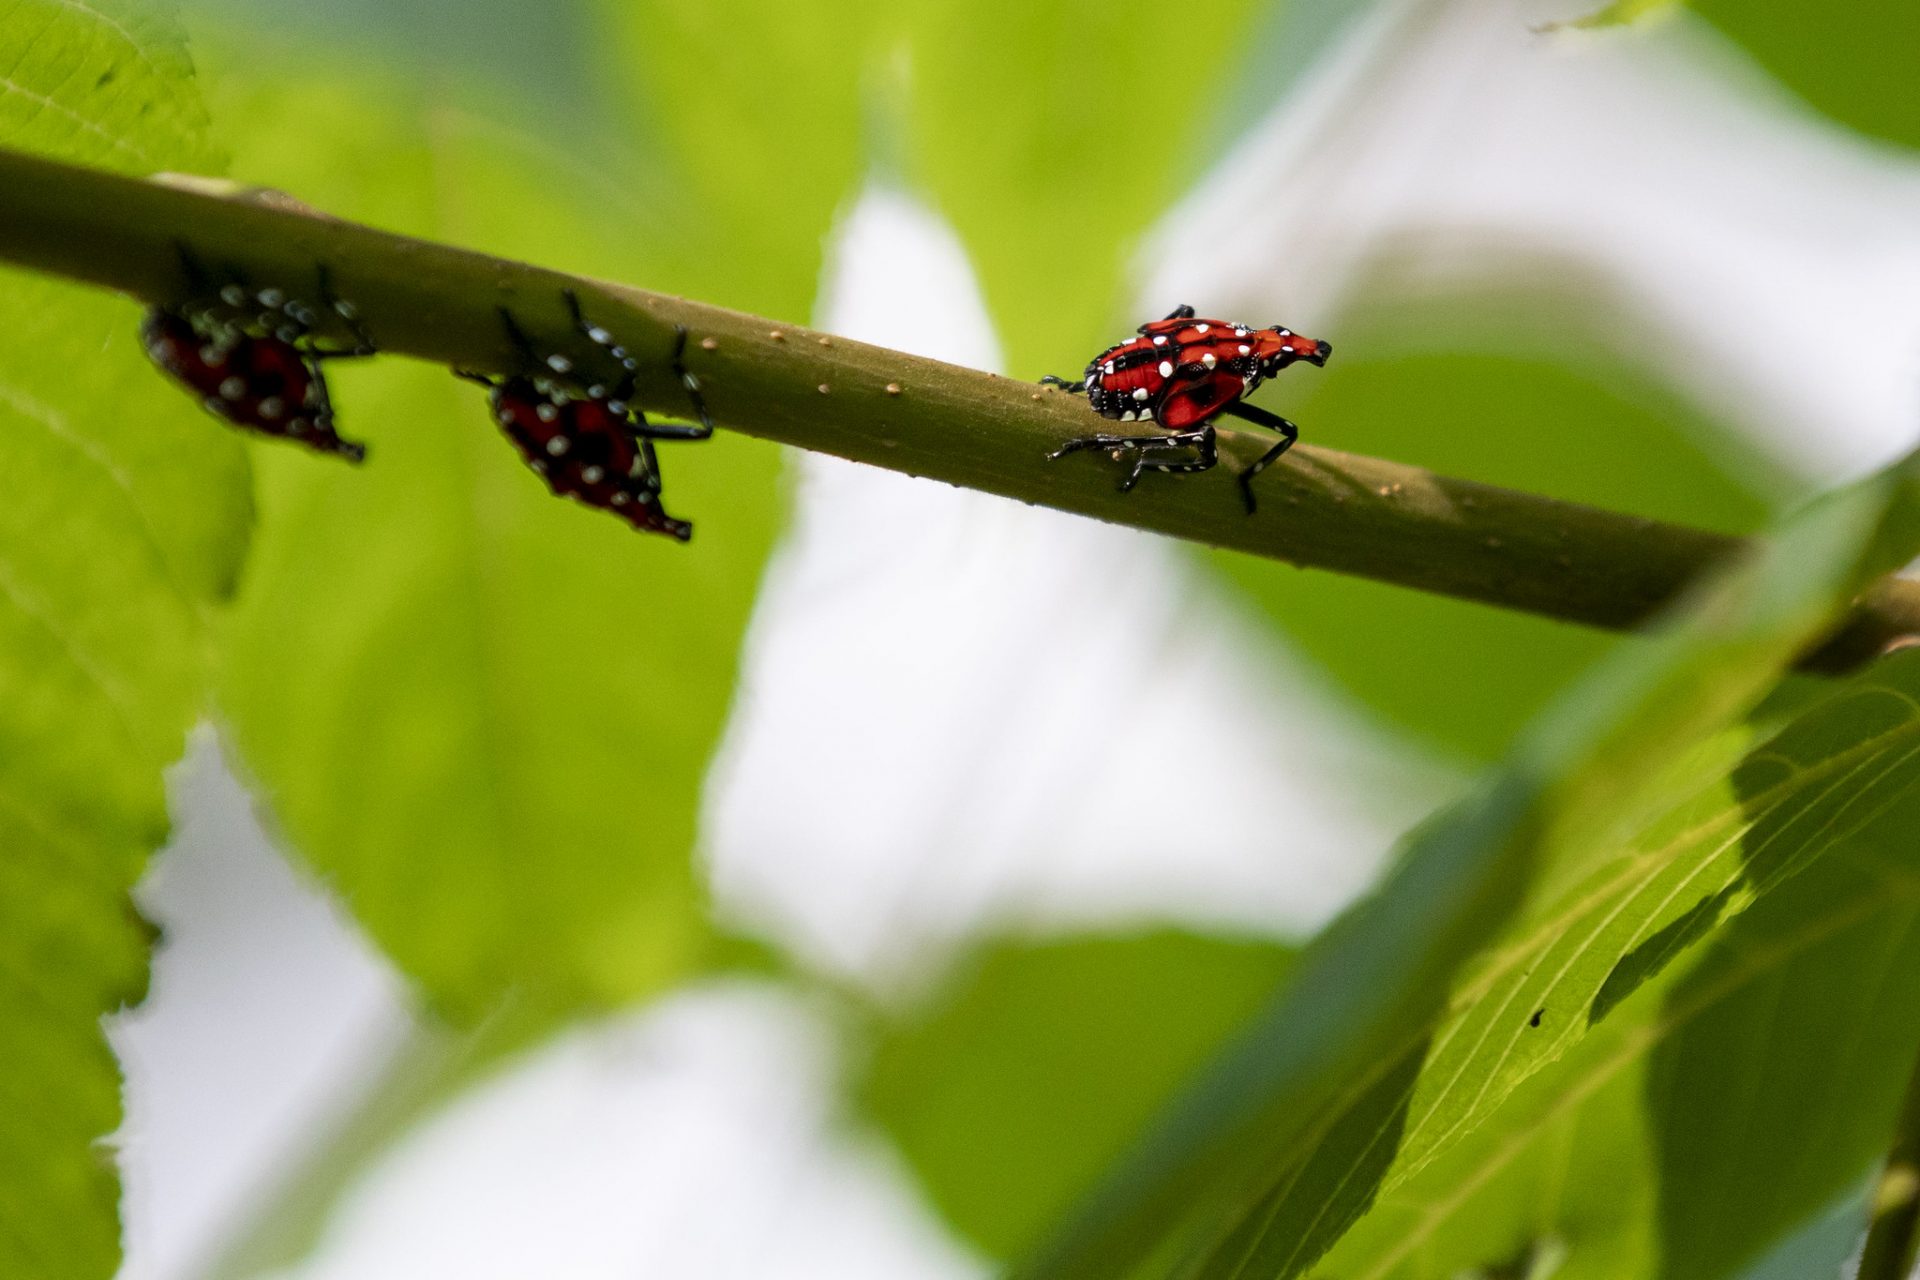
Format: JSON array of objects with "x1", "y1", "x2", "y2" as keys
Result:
[
  {"x1": 95, "y1": 69, "x2": 117, "y2": 88},
  {"x1": 1529, "y1": 1007, "x2": 1544, "y2": 1028}
]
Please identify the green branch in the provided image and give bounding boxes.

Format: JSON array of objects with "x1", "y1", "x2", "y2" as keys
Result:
[{"x1": 0, "y1": 144, "x2": 1913, "y2": 672}]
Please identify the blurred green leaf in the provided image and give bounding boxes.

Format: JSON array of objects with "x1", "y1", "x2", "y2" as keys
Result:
[
  {"x1": 1320, "y1": 658, "x2": 1920, "y2": 1279},
  {"x1": 861, "y1": 931, "x2": 1295, "y2": 1260},
  {"x1": 0, "y1": 3, "x2": 246, "y2": 1276},
  {"x1": 1213, "y1": 283, "x2": 1786, "y2": 761},
  {"x1": 209, "y1": 75, "x2": 785, "y2": 1020},
  {"x1": 899, "y1": 0, "x2": 1277, "y2": 373},
  {"x1": 1550, "y1": 0, "x2": 1683, "y2": 30},
  {"x1": 1022, "y1": 436, "x2": 1920, "y2": 1277},
  {"x1": 588, "y1": 0, "x2": 883, "y2": 322},
  {"x1": 1692, "y1": 0, "x2": 1920, "y2": 153}
]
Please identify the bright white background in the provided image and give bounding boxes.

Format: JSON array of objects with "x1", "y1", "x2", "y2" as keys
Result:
[{"x1": 110, "y1": 1, "x2": 1920, "y2": 1275}]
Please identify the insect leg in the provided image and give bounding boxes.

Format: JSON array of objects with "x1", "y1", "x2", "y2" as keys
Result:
[
  {"x1": 1221, "y1": 401, "x2": 1299, "y2": 514},
  {"x1": 1117, "y1": 428, "x2": 1216, "y2": 491},
  {"x1": 1039, "y1": 374, "x2": 1088, "y2": 394}
]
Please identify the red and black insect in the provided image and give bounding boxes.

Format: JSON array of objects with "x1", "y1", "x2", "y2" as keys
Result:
[
  {"x1": 142, "y1": 248, "x2": 374, "y2": 462},
  {"x1": 456, "y1": 291, "x2": 712, "y2": 541},
  {"x1": 1041, "y1": 304, "x2": 1331, "y2": 512}
]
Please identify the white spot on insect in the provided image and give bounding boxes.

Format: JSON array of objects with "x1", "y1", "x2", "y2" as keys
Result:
[
  {"x1": 607, "y1": 401, "x2": 628, "y2": 416},
  {"x1": 630, "y1": 458, "x2": 646, "y2": 477},
  {"x1": 334, "y1": 300, "x2": 359, "y2": 319},
  {"x1": 1235, "y1": 327, "x2": 1248, "y2": 337},
  {"x1": 277, "y1": 325, "x2": 301, "y2": 343},
  {"x1": 1238, "y1": 345, "x2": 1252, "y2": 356},
  {"x1": 1121, "y1": 409, "x2": 1139, "y2": 421},
  {"x1": 1132, "y1": 387, "x2": 1150, "y2": 402},
  {"x1": 1153, "y1": 335, "x2": 1168, "y2": 346},
  {"x1": 1278, "y1": 328, "x2": 1291, "y2": 337},
  {"x1": 622, "y1": 358, "x2": 638, "y2": 371},
  {"x1": 581, "y1": 466, "x2": 605, "y2": 483},
  {"x1": 287, "y1": 417, "x2": 309, "y2": 434},
  {"x1": 219, "y1": 376, "x2": 247, "y2": 400},
  {"x1": 547, "y1": 354, "x2": 572, "y2": 374},
  {"x1": 1104, "y1": 362, "x2": 1115, "y2": 375},
  {"x1": 682, "y1": 373, "x2": 700, "y2": 391},
  {"x1": 610, "y1": 346, "x2": 628, "y2": 360},
  {"x1": 536, "y1": 403, "x2": 560, "y2": 423},
  {"x1": 611, "y1": 490, "x2": 629, "y2": 504},
  {"x1": 1195, "y1": 323, "x2": 1210, "y2": 333},
  {"x1": 546, "y1": 436, "x2": 569, "y2": 456},
  {"x1": 220, "y1": 285, "x2": 246, "y2": 306},
  {"x1": 497, "y1": 409, "x2": 514, "y2": 425},
  {"x1": 258, "y1": 397, "x2": 284, "y2": 420},
  {"x1": 1085, "y1": 375, "x2": 1097, "y2": 388},
  {"x1": 1201, "y1": 353, "x2": 1218, "y2": 369},
  {"x1": 530, "y1": 459, "x2": 547, "y2": 474},
  {"x1": 199, "y1": 345, "x2": 224, "y2": 366},
  {"x1": 587, "y1": 384, "x2": 607, "y2": 399},
  {"x1": 1158, "y1": 361, "x2": 1173, "y2": 377},
  {"x1": 257, "y1": 288, "x2": 284, "y2": 307},
  {"x1": 587, "y1": 326, "x2": 613, "y2": 344}
]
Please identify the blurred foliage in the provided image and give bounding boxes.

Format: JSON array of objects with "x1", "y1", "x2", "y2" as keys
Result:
[
  {"x1": 1554, "y1": 0, "x2": 1682, "y2": 30},
  {"x1": 1024, "y1": 445, "x2": 1920, "y2": 1278},
  {"x1": 897, "y1": 0, "x2": 1276, "y2": 375},
  {"x1": 204, "y1": 66, "x2": 787, "y2": 1022},
  {"x1": 1693, "y1": 0, "x2": 1920, "y2": 153},
  {"x1": 588, "y1": 0, "x2": 881, "y2": 323},
  {"x1": 1212, "y1": 278, "x2": 1786, "y2": 761},
  {"x1": 1324, "y1": 665, "x2": 1920, "y2": 1279},
  {"x1": 860, "y1": 931, "x2": 1295, "y2": 1260},
  {"x1": 0, "y1": 2, "x2": 248, "y2": 1276}
]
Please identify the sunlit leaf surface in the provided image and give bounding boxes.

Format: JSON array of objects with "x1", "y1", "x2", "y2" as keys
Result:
[{"x1": 0, "y1": 2, "x2": 246, "y2": 1275}]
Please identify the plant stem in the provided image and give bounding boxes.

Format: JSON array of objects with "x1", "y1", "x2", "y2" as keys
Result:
[{"x1": 0, "y1": 144, "x2": 1913, "y2": 672}]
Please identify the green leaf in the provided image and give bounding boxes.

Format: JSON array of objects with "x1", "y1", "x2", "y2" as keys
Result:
[
  {"x1": 860, "y1": 932, "x2": 1296, "y2": 1260},
  {"x1": 1020, "y1": 438, "x2": 1920, "y2": 1277},
  {"x1": 1319, "y1": 657, "x2": 1920, "y2": 1279},
  {"x1": 1211, "y1": 284, "x2": 1784, "y2": 762},
  {"x1": 587, "y1": 0, "x2": 881, "y2": 322},
  {"x1": 1691, "y1": 0, "x2": 1920, "y2": 153},
  {"x1": 1546, "y1": 0, "x2": 1683, "y2": 30},
  {"x1": 0, "y1": 0, "x2": 220, "y2": 175},
  {"x1": 898, "y1": 0, "x2": 1278, "y2": 373},
  {"x1": 209, "y1": 74, "x2": 785, "y2": 1020},
  {"x1": 0, "y1": 3, "x2": 245, "y2": 1276}
]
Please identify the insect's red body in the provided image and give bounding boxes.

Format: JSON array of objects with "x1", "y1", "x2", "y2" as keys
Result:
[
  {"x1": 487, "y1": 375, "x2": 692, "y2": 542},
  {"x1": 1080, "y1": 313, "x2": 1329, "y2": 430},
  {"x1": 141, "y1": 308, "x2": 366, "y2": 462},
  {"x1": 457, "y1": 291, "x2": 712, "y2": 541},
  {"x1": 1043, "y1": 305, "x2": 1331, "y2": 513}
]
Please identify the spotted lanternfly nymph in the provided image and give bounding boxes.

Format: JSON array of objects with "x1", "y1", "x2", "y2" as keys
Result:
[
  {"x1": 1040, "y1": 304, "x2": 1331, "y2": 513},
  {"x1": 455, "y1": 291, "x2": 713, "y2": 541},
  {"x1": 141, "y1": 248, "x2": 375, "y2": 461}
]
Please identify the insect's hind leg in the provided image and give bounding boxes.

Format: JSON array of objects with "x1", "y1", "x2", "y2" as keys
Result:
[
  {"x1": 1221, "y1": 401, "x2": 1299, "y2": 514},
  {"x1": 1040, "y1": 374, "x2": 1088, "y2": 394}
]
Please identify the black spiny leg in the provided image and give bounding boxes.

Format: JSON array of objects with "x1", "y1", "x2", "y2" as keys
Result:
[
  {"x1": 633, "y1": 326, "x2": 715, "y2": 442},
  {"x1": 1049, "y1": 426, "x2": 1217, "y2": 493},
  {"x1": 1040, "y1": 373, "x2": 1088, "y2": 394},
  {"x1": 307, "y1": 264, "x2": 377, "y2": 360},
  {"x1": 1221, "y1": 400, "x2": 1300, "y2": 514}
]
